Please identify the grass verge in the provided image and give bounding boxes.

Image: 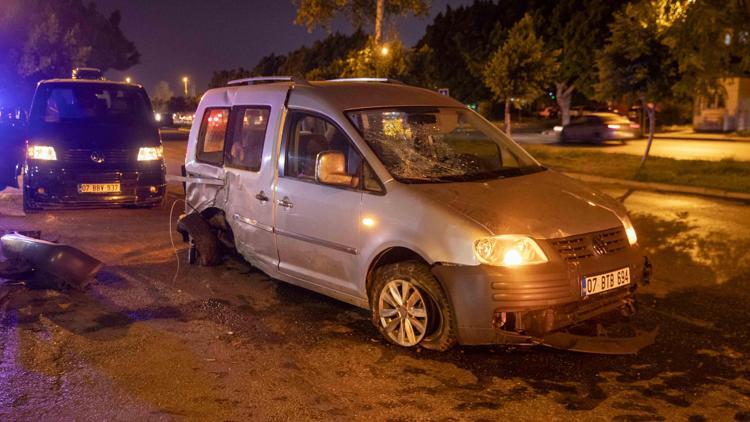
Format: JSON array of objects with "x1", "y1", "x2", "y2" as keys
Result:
[{"x1": 523, "y1": 144, "x2": 750, "y2": 194}]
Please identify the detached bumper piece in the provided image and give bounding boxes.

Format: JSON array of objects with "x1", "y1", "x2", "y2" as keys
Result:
[
  {"x1": 540, "y1": 326, "x2": 658, "y2": 355},
  {"x1": 0, "y1": 233, "x2": 103, "y2": 290}
]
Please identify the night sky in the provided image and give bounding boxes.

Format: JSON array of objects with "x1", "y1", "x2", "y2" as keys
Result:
[{"x1": 93, "y1": 0, "x2": 474, "y2": 97}]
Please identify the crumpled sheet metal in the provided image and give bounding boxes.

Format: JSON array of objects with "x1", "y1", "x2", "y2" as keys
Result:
[{"x1": 0, "y1": 233, "x2": 103, "y2": 289}]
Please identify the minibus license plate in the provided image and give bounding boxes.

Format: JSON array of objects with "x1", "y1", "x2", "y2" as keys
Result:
[
  {"x1": 583, "y1": 267, "x2": 630, "y2": 296},
  {"x1": 78, "y1": 183, "x2": 121, "y2": 194}
]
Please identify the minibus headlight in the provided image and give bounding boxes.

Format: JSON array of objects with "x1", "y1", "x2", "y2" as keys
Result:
[
  {"x1": 138, "y1": 146, "x2": 163, "y2": 161},
  {"x1": 473, "y1": 235, "x2": 548, "y2": 267},
  {"x1": 27, "y1": 145, "x2": 57, "y2": 160}
]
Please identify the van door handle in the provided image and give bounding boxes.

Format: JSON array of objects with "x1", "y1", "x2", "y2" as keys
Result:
[
  {"x1": 277, "y1": 197, "x2": 293, "y2": 209},
  {"x1": 255, "y1": 191, "x2": 269, "y2": 202}
]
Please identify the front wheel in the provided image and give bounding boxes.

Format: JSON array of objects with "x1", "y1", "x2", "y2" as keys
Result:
[{"x1": 371, "y1": 261, "x2": 457, "y2": 351}]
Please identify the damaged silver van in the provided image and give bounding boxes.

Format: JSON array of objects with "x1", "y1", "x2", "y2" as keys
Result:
[{"x1": 181, "y1": 77, "x2": 652, "y2": 352}]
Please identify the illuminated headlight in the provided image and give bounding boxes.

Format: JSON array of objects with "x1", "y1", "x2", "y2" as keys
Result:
[
  {"x1": 621, "y1": 215, "x2": 638, "y2": 246},
  {"x1": 27, "y1": 145, "x2": 57, "y2": 160},
  {"x1": 138, "y1": 146, "x2": 164, "y2": 161},
  {"x1": 154, "y1": 113, "x2": 162, "y2": 122},
  {"x1": 473, "y1": 235, "x2": 548, "y2": 267}
]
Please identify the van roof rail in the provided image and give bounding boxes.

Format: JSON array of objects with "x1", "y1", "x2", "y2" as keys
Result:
[
  {"x1": 326, "y1": 78, "x2": 403, "y2": 84},
  {"x1": 226, "y1": 76, "x2": 308, "y2": 86}
]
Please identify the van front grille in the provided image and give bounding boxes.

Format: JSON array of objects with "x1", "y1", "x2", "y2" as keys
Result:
[
  {"x1": 550, "y1": 227, "x2": 628, "y2": 262},
  {"x1": 61, "y1": 149, "x2": 135, "y2": 165}
]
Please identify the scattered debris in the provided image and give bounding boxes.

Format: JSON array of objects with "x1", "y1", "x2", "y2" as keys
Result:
[{"x1": 0, "y1": 233, "x2": 103, "y2": 290}]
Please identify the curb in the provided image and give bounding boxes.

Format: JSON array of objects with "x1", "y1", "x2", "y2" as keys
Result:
[
  {"x1": 653, "y1": 134, "x2": 750, "y2": 143},
  {"x1": 563, "y1": 172, "x2": 750, "y2": 202}
]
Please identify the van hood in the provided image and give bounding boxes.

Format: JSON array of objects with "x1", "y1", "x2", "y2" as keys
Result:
[
  {"x1": 27, "y1": 121, "x2": 159, "y2": 149},
  {"x1": 407, "y1": 170, "x2": 626, "y2": 239}
]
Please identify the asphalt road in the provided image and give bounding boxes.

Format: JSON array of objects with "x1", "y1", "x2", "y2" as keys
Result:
[
  {"x1": 513, "y1": 133, "x2": 750, "y2": 161},
  {"x1": 0, "y1": 139, "x2": 749, "y2": 420}
]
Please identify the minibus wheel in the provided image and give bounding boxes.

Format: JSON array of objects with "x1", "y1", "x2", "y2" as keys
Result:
[{"x1": 371, "y1": 261, "x2": 457, "y2": 351}]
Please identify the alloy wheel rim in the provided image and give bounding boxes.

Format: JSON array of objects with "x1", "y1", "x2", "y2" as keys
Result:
[{"x1": 378, "y1": 279, "x2": 429, "y2": 347}]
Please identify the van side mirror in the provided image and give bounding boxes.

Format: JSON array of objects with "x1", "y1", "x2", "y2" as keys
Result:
[{"x1": 315, "y1": 150, "x2": 356, "y2": 187}]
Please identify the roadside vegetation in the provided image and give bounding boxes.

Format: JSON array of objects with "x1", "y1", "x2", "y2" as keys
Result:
[{"x1": 524, "y1": 144, "x2": 750, "y2": 194}]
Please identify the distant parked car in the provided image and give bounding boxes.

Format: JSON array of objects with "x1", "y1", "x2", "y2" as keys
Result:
[
  {"x1": 172, "y1": 112, "x2": 195, "y2": 126},
  {"x1": 560, "y1": 113, "x2": 641, "y2": 144}
]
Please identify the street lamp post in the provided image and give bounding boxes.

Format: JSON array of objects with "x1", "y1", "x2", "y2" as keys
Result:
[{"x1": 182, "y1": 76, "x2": 189, "y2": 96}]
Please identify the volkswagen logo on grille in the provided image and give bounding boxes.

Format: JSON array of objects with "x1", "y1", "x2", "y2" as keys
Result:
[
  {"x1": 90, "y1": 151, "x2": 105, "y2": 164},
  {"x1": 591, "y1": 235, "x2": 608, "y2": 256}
]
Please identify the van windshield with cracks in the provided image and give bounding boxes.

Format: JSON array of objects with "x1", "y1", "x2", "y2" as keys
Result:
[{"x1": 347, "y1": 107, "x2": 544, "y2": 183}]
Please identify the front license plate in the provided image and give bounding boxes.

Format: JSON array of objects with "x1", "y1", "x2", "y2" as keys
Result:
[
  {"x1": 583, "y1": 267, "x2": 630, "y2": 296},
  {"x1": 78, "y1": 183, "x2": 121, "y2": 194}
]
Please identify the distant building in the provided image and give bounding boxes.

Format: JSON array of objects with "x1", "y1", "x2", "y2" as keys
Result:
[{"x1": 694, "y1": 77, "x2": 750, "y2": 132}]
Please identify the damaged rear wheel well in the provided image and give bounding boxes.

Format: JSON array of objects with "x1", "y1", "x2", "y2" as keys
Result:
[{"x1": 177, "y1": 207, "x2": 235, "y2": 266}]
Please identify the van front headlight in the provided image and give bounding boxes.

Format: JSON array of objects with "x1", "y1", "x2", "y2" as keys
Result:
[
  {"x1": 473, "y1": 235, "x2": 548, "y2": 267},
  {"x1": 138, "y1": 146, "x2": 163, "y2": 161},
  {"x1": 27, "y1": 145, "x2": 57, "y2": 160},
  {"x1": 621, "y1": 215, "x2": 638, "y2": 246}
]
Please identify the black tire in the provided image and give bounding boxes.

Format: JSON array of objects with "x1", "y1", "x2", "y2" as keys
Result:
[
  {"x1": 22, "y1": 188, "x2": 40, "y2": 214},
  {"x1": 370, "y1": 261, "x2": 457, "y2": 351}
]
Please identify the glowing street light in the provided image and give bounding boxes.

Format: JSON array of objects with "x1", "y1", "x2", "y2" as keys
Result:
[
  {"x1": 125, "y1": 76, "x2": 132, "y2": 84},
  {"x1": 182, "y1": 76, "x2": 189, "y2": 96},
  {"x1": 380, "y1": 45, "x2": 390, "y2": 57}
]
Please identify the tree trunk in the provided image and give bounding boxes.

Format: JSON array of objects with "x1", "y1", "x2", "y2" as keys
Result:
[
  {"x1": 639, "y1": 97, "x2": 656, "y2": 169},
  {"x1": 504, "y1": 98, "x2": 511, "y2": 136},
  {"x1": 375, "y1": 0, "x2": 384, "y2": 45},
  {"x1": 555, "y1": 81, "x2": 575, "y2": 126}
]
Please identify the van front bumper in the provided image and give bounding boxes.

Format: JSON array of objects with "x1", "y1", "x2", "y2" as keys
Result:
[
  {"x1": 23, "y1": 161, "x2": 166, "y2": 208},
  {"x1": 431, "y1": 245, "x2": 648, "y2": 346}
]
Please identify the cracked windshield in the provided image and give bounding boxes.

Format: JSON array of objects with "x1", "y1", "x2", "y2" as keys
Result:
[{"x1": 348, "y1": 107, "x2": 543, "y2": 183}]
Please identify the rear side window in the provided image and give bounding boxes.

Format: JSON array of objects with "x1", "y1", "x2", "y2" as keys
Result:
[
  {"x1": 225, "y1": 107, "x2": 270, "y2": 172},
  {"x1": 197, "y1": 108, "x2": 229, "y2": 165}
]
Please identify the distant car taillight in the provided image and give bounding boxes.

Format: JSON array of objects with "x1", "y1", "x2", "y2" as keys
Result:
[{"x1": 630, "y1": 123, "x2": 640, "y2": 129}]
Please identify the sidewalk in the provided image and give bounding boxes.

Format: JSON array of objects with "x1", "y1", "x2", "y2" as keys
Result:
[
  {"x1": 564, "y1": 172, "x2": 750, "y2": 202},
  {"x1": 654, "y1": 129, "x2": 750, "y2": 143}
]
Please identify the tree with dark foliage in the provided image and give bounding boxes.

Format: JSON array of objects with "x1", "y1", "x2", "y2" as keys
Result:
[
  {"x1": 413, "y1": 1, "x2": 528, "y2": 103},
  {"x1": 596, "y1": 0, "x2": 680, "y2": 167},
  {"x1": 293, "y1": 0, "x2": 430, "y2": 44},
  {"x1": 210, "y1": 30, "x2": 369, "y2": 86},
  {"x1": 0, "y1": 0, "x2": 139, "y2": 107},
  {"x1": 535, "y1": 0, "x2": 632, "y2": 125},
  {"x1": 483, "y1": 15, "x2": 557, "y2": 136}
]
